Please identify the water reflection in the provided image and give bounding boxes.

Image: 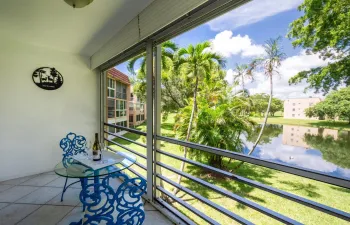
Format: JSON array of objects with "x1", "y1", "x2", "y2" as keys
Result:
[
  {"x1": 282, "y1": 125, "x2": 338, "y2": 148},
  {"x1": 244, "y1": 124, "x2": 350, "y2": 179}
]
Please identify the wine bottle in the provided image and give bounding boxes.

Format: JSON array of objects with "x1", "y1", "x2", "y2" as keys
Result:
[{"x1": 92, "y1": 133, "x2": 101, "y2": 161}]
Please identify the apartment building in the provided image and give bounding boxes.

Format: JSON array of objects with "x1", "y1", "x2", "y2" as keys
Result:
[
  {"x1": 129, "y1": 87, "x2": 147, "y2": 127},
  {"x1": 106, "y1": 68, "x2": 130, "y2": 134},
  {"x1": 284, "y1": 97, "x2": 322, "y2": 119}
]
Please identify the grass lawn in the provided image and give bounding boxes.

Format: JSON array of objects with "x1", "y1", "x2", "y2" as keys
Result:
[
  {"x1": 251, "y1": 116, "x2": 350, "y2": 131},
  {"x1": 108, "y1": 114, "x2": 350, "y2": 225}
]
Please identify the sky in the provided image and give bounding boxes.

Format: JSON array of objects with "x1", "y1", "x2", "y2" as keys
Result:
[{"x1": 116, "y1": 0, "x2": 329, "y2": 100}]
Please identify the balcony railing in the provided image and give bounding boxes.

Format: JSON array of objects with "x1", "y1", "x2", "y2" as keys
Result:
[{"x1": 103, "y1": 123, "x2": 350, "y2": 225}]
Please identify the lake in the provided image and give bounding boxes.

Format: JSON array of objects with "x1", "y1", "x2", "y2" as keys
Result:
[{"x1": 243, "y1": 124, "x2": 350, "y2": 179}]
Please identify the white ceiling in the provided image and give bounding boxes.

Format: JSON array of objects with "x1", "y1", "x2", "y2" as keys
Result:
[{"x1": 0, "y1": 0, "x2": 154, "y2": 56}]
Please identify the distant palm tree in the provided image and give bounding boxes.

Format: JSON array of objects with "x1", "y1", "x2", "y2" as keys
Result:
[
  {"x1": 237, "y1": 37, "x2": 286, "y2": 169},
  {"x1": 233, "y1": 63, "x2": 253, "y2": 96},
  {"x1": 173, "y1": 41, "x2": 225, "y2": 194}
]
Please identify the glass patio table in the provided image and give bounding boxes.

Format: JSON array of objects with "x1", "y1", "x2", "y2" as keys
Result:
[
  {"x1": 54, "y1": 151, "x2": 136, "y2": 179},
  {"x1": 54, "y1": 151, "x2": 138, "y2": 224}
]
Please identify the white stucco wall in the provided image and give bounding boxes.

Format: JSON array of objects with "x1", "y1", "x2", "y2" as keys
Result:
[{"x1": 0, "y1": 38, "x2": 100, "y2": 181}]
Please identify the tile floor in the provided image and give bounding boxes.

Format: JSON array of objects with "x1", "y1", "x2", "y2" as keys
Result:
[{"x1": 0, "y1": 172, "x2": 173, "y2": 225}]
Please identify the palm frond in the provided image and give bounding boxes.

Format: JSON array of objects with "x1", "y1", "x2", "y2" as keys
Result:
[{"x1": 127, "y1": 53, "x2": 145, "y2": 75}]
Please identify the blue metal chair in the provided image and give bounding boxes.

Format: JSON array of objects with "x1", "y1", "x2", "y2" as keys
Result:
[
  {"x1": 60, "y1": 132, "x2": 88, "y2": 202},
  {"x1": 70, "y1": 173, "x2": 147, "y2": 225}
]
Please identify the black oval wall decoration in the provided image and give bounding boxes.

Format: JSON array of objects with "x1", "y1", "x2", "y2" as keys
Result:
[{"x1": 32, "y1": 67, "x2": 63, "y2": 90}]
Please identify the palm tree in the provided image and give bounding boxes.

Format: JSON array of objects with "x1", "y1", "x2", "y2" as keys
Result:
[
  {"x1": 236, "y1": 37, "x2": 285, "y2": 169},
  {"x1": 193, "y1": 104, "x2": 255, "y2": 168},
  {"x1": 233, "y1": 63, "x2": 253, "y2": 96},
  {"x1": 127, "y1": 40, "x2": 178, "y2": 75},
  {"x1": 173, "y1": 41, "x2": 225, "y2": 194}
]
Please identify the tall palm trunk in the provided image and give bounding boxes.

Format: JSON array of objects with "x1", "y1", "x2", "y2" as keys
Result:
[
  {"x1": 173, "y1": 76, "x2": 198, "y2": 195},
  {"x1": 241, "y1": 74, "x2": 244, "y2": 93},
  {"x1": 235, "y1": 75, "x2": 273, "y2": 169}
]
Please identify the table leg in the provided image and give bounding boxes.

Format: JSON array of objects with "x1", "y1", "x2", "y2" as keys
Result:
[
  {"x1": 93, "y1": 170, "x2": 101, "y2": 200},
  {"x1": 79, "y1": 178, "x2": 87, "y2": 212}
]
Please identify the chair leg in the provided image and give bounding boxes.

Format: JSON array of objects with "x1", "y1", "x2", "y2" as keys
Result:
[{"x1": 61, "y1": 177, "x2": 68, "y2": 202}]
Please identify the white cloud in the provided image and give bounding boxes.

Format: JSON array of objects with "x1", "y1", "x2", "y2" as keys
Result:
[
  {"x1": 246, "y1": 50, "x2": 330, "y2": 99},
  {"x1": 211, "y1": 30, "x2": 265, "y2": 58},
  {"x1": 207, "y1": 0, "x2": 303, "y2": 31},
  {"x1": 225, "y1": 69, "x2": 235, "y2": 84}
]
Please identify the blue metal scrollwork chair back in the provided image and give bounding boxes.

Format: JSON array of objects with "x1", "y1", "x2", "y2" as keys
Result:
[
  {"x1": 60, "y1": 132, "x2": 88, "y2": 202},
  {"x1": 71, "y1": 172, "x2": 147, "y2": 225}
]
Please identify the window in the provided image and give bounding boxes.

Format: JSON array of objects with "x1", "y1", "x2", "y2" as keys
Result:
[
  {"x1": 108, "y1": 98, "x2": 115, "y2": 118},
  {"x1": 292, "y1": 114, "x2": 295, "y2": 117},
  {"x1": 293, "y1": 103, "x2": 295, "y2": 106},
  {"x1": 116, "y1": 100, "x2": 127, "y2": 117},
  {"x1": 291, "y1": 128, "x2": 294, "y2": 131},
  {"x1": 136, "y1": 115, "x2": 141, "y2": 122},
  {"x1": 129, "y1": 116, "x2": 133, "y2": 123},
  {"x1": 130, "y1": 93, "x2": 134, "y2": 101},
  {"x1": 291, "y1": 138, "x2": 293, "y2": 142},
  {"x1": 141, "y1": 114, "x2": 144, "y2": 121},
  {"x1": 129, "y1": 102, "x2": 134, "y2": 110},
  {"x1": 298, "y1": 114, "x2": 300, "y2": 116},
  {"x1": 136, "y1": 103, "x2": 140, "y2": 110},
  {"x1": 309, "y1": 103, "x2": 313, "y2": 106},
  {"x1": 107, "y1": 78, "x2": 115, "y2": 98},
  {"x1": 116, "y1": 82, "x2": 127, "y2": 99},
  {"x1": 292, "y1": 108, "x2": 295, "y2": 111},
  {"x1": 291, "y1": 133, "x2": 294, "y2": 136},
  {"x1": 140, "y1": 103, "x2": 144, "y2": 113}
]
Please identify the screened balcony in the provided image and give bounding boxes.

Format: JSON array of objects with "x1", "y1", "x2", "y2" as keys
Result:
[{"x1": 0, "y1": 0, "x2": 349, "y2": 225}]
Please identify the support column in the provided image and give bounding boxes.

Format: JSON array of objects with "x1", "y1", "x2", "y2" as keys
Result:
[
  {"x1": 146, "y1": 40, "x2": 154, "y2": 201},
  {"x1": 154, "y1": 45, "x2": 162, "y2": 199},
  {"x1": 100, "y1": 71, "x2": 107, "y2": 143}
]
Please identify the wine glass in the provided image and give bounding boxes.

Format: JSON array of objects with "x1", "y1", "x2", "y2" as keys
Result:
[
  {"x1": 100, "y1": 142, "x2": 108, "y2": 163},
  {"x1": 86, "y1": 141, "x2": 92, "y2": 160}
]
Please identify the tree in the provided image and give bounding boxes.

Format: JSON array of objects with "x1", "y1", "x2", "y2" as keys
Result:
[
  {"x1": 156, "y1": 68, "x2": 192, "y2": 118},
  {"x1": 192, "y1": 104, "x2": 255, "y2": 168},
  {"x1": 236, "y1": 37, "x2": 286, "y2": 169},
  {"x1": 250, "y1": 94, "x2": 283, "y2": 116},
  {"x1": 250, "y1": 94, "x2": 269, "y2": 116},
  {"x1": 269, "y1": 98, "x2": 284, "y2": 116},
  {"x1": 174, "y1": 73, "x2": 255, "y2": 169},
  {"x1": 305, "y1": 87, "x2": 350, "y2": 123},
  {"x1": 173, "y1": 41, "x2": 225, "y2": 194},
  {"x1": 128, "y1": 40, "x2": 178, "y2": 103},
  {"x1": 288, "y1": 0, "x2": 350, "y2": 94},
  {"x1": 233, "y1": 64, "x2": 253, "y2": 96},
  {"x1": 130, "y1": 41, "x2": 190, "y2": 112},
  {"x1": 127, "y1": 40, "x2": 178, "y2": 76}
]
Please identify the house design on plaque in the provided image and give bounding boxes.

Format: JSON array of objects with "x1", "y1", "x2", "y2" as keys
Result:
[{"x1": 32, "y1": 67, "x2": 63, "y2": 90}]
